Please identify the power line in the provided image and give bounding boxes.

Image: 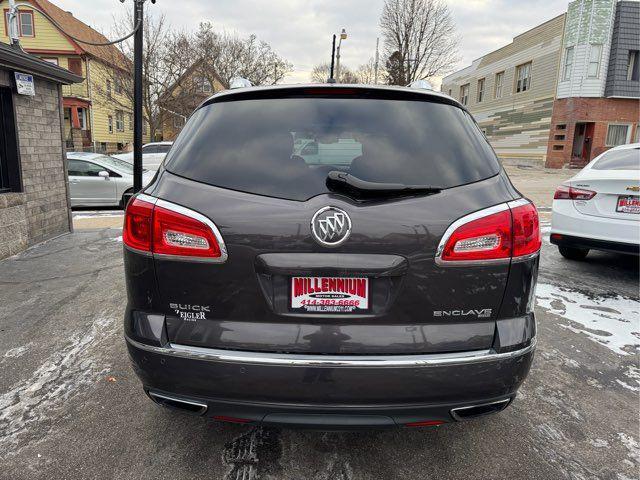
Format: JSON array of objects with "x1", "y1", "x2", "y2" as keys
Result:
[{"x1": 10, "y1": 2, "x2": 141, "y2": 47}]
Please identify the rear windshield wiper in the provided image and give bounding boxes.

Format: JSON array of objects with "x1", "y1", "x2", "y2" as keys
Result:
[{"x1": 326, "y1": 171, "x2": 442, "y2": 197}]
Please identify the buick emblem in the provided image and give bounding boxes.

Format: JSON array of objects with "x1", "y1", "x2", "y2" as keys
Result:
[{"x1": 311, "y1": 206, "x2": 352, "y2": 247}]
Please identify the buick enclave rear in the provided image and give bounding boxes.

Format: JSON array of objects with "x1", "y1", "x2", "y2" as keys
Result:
[{"x1": 123, "y1": 84, "x2": 540, "y2": 429}]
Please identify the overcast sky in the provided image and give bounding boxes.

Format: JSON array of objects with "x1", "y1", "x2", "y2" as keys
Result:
[{"x1": 57, "y1": 0, "x2": 569, "y2": 87}]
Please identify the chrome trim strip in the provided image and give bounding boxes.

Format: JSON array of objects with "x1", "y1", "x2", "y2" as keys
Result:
[
  {"x1": 126, "y1": 193, "x2": 228, "y2": 264},
  {"x1": 511, "y1": 251, "x2": 540, "y2": 263},
  {"x1": 125, "y1": 336, "x2": 536, "y2": 368},
  {"x1": 148, "y1": 391, "x2": 208, "y2": 413},
  {"x1": 450, "y1": 398, "x2": 511, "y2": 421}
]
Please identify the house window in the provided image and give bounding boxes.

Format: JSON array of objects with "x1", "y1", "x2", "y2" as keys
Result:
[
  {"x1": 78, "y1": 108, "x2": 88, "y2": 130},
  {"x1": 115, "y1": 111, "x2": 125, "y2": 132},
  {"x1": 587, "y1": 44, "x2": 602, "y2": 78},
  {"x1": 42, "y1": 57, "x2": 59, "y2": 66},
  {"x1": 515, "y1": 62, "x2": 532, "y2": 93},
  {"x1": 108, "y1": 115, "x2": 114, "y2": 134},
  {"x1": 448, "y1": 89, "x2": 452, "y2": 96},
  {"x1": 627, "y1": 50, "x2": 639, "y2": 81},
  {"x1": 460, "y1": 84, "x2": 469, "y2": 105},
  {"x1": 128, "y1": 114, "x2": 133, "y2": 131},
  {"x1": 142, "y1": 122, "x2": 147, "y2": 135},
  {"x1": 606, "y1": 124, "x2": 631, "y2": 146},
  {"x1": 106, "y1": 80, "x2": 112, "y2": 99},
  {"x1": 0, "y1": 87, "x2": 21, "y2": 193},
  {"x1": 173, "y1": 116, "x2": 185, "y2": 128},
  {"x1": 477, "y1": 78, "x2": 485, "y2": 103},
  {"x1": 67, "y1": 58, "x2": 82, "y2": 76},
  {"x1": 4, "y1": 9, "x2": 34, "y2": 37},
  {"x1": 195, "y1": 76, "x2": 212, "y2": 94},
  {"x1": 562, "y1": 47, "x2": 574, "y2": 81},
  {"x1": 114, "y1": 75, "x2": 124, "y2": 94},
  {"x1": 494, "y1": 71, "x2": 504, "y2": 98}
]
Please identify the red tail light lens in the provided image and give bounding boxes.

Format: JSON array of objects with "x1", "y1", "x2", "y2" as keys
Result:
[
  {"x1": 441, "y1": 210, "x2": 512, "y2": 262},
  {"x1": 438, "y1": 200, "x2": 540, "y2": 264},
  {"x1": 511, "y1": 203, "x2": 541, "y2": 257},
  {"x1": 554, "y1": 185, "x2": 596, "y2": 200},
  {"x1": 152, "y1": 204, "x2": 222, "y2": 258},
  {"x1": 123, "y1": 195, "x2": 226, "y2": 261},
  {"x1": 123, "y1": 198, "x2": 154, "y2": 252}
]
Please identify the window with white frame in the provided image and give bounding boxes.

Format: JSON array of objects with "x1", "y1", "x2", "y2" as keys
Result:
[
  {"x1": 115, "y1": 111, "x2": 125, "y2": 132},
  {"x1": 515, "y1": 62, "x2": 532, "y2": 93},
  {"x1": 495, "y1": 71, "x2": 504, "y2": 98},
  {"x1": 460, "y1": 84, "x2": 469, "y2": 105},
  {"x1": 5, "y1": 10, "x2": 34, "y2": 37},
  {"x1": 627, "y1": 50, "x2": 639, "y2": 81},
  {"x1": 562, "y1": 47, "x2": 574, "y2": 81},
  {"x1": 195, "y1": 76, "x2": 212, "y2": 94},
  {"x1": 78, "y1": 108, "x2": 88, "y2": 130},
  {"x1": 108, "y1": 115, "x2": 114, "y2": 134},
  {"x1": 477, "y1": 78, "x2": 485, "y2": 103},
  {"x1": 106, "y1": 80, "x2": 112, "y2": 99},
  {"x1": 606, "y1": 124, "x2": 631, "y2": 146},
  {"x1": 587, "y1": 44, "x2": 602, "y2": 78}
]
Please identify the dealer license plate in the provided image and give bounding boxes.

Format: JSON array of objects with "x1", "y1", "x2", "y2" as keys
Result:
[
  {"x1": 616, "y1": 195, "x2": 640, "y2": 214},
  {"x1": 290, "y1": 277, "x2": 369, "y2": 313}
]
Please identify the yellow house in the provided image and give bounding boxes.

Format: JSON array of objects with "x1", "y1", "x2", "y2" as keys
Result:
[
  {"x1": 159, "y1": 60, "x2": 226, "y2": 141},
  {"x1": 0, "y1": 0, "x2": 150, "y2": 153}
]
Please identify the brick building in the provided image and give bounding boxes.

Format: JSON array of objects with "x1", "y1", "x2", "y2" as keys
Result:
[
  {"x1": 546, "y1": 0, "x2": 640, "y2": 168},
  {"x1": 0, "y1": 42, "x2": 82, "y2": 259}
]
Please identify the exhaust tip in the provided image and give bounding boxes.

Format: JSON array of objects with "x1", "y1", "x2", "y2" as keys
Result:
[
  {"x1": 148, "y1": 391, "x2": 208, "y2": 416},
  {"x1": 450, "y1": 398, "x2": 511, "y2": 421}
]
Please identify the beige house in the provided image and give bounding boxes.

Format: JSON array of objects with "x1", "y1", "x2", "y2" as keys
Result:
[{"x1": 441, "y1": 14, "x2": 566, "y2": 165}]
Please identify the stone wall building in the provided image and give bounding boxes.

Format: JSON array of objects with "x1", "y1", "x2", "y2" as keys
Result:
[
  {"x1": 0, "y1": 42, "x2": 82, "y2": 259},
  {"x1": 441, "y1": 15, "x2": 566, "y2": 165},
  {"x1": 546, "y1": 0, "x2": 639, "y2": 168}
]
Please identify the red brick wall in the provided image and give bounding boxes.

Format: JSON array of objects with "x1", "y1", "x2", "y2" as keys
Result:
[{"x1": 545, "y1": 97, "x2": 639, "y2": 168}]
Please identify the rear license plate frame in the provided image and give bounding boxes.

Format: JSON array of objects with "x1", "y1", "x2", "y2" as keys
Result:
[
  {"x1": 616, "y1": 195, "x2": 640, "y2": 214},
  {"x1": 289, "y1": 276, "x2": 370, "y2": 314}
]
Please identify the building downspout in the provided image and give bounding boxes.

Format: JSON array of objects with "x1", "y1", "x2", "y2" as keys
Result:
[
  {"x1": 58, "y1": 83, "x2": 73, "y2": 234},
  {"x1": 85, "y1": 56, "x2": 96, "y2": 152}
]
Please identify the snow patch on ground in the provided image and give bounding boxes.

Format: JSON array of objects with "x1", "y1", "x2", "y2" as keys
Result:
[
  {"x1": 536, "y1": 283, "x2": 640, "y2": 356},
  {"x1": 111, "y1": 235, "x2": 123, "y2": 242},
  {"x1": 0, "y1": 315, "x2": 116, "y2": 456},
  {"x1": 3, "y1": 345, "x2": 30, "y2": 359}
]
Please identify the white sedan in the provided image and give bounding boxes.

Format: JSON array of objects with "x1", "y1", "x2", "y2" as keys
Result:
[
  {"x1": 67, "y1": 152, "x2": 156, "y2": 208},
  {"x1": 113, "y1": 141, "x2": 173, "y2": 171},
  {"x1": 551, "y1": 143, "x2": 640, "y2": 260}
]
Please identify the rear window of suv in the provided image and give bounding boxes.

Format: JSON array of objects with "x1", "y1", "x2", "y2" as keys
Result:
[{"x1": 164, "y1": 95, "x2": 500, "y2": 201}]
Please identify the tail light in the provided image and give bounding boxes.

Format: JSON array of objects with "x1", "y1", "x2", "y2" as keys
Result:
[
  {"x1": 554, "y1": 185, "x2": 596, "y2": 200},
  {"x1": 436, "y1": 199, "x2": 540, "y2": 265},
  {"x1": 123, "y1": 194, "x2": 227, "y2": 262}
]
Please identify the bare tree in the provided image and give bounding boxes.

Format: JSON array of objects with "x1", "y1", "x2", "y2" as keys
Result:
[
  {"x1": 355, "y1": 58, "x2": 379, "y2": 84},
  {"x1": 380, "y1": 0, "x2": 459, "y2": 85},
  {"x1": 310, "y1": 63, "x2": 359, "y2": 83}
]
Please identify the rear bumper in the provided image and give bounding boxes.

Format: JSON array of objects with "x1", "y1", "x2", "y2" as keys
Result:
[
  {"x1": 550, "y1": 233, "x2": 640, "y2": 256},
  {"x1": 125, "y1": 336, "x2": 535, "y2": 428}
]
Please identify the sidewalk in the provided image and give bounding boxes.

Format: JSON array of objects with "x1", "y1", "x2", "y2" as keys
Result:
[{"x1": 72, "y1": 165, "x2": 574, "y2": 230}]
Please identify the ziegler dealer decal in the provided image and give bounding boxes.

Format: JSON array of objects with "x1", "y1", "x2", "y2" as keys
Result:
[
  {"x1": 170, "y1": 303, "x2": 210, "y2": 322},
  {"x1": 291, "y1": 277, "x2": 369, "y2": 313}
]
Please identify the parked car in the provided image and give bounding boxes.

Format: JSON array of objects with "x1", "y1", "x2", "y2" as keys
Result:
[
  {"x1": 67, "y1": 152, "x2": 155, "y2": 208},
  {"x1": 551, "y1": 143, "x2": 640, "y2": 260},
  {"x1": 122, "y1": 84, "x2": 540, "y2": 429},
  {"x1": 113, "y1": 141, "x2": 173, "y2": 171}
]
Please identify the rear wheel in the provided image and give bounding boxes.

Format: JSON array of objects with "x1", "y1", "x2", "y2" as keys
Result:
[
  {"x1": 559, "y1": 246, "x2": 589, "y2": 261},
  {"x1": 120, "y1": 189, "x2": 134, "y2": 209}
]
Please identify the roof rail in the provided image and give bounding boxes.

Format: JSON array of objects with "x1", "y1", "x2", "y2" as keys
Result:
[
  {"x1": 407, "y1": 79, "x2": 433, "y2": 90},
  {"x1": 229, "y1": 77, "x2": 253, "y2": 89}
]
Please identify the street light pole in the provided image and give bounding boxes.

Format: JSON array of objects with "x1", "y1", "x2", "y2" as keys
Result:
[
  {"x1": 329, "y1": 34, "x2": 336, "y2": 82},
  {"x1": 133, "y1": 0, "x2": 144, "y2": 193},
  {"x1": 335, "y1": 28, "x2": 347, "y2": 83}
]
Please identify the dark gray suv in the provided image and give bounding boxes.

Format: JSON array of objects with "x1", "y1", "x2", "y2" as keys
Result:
[{"x1": 123, "y1": 84, "x2": 540, "y2": 429}]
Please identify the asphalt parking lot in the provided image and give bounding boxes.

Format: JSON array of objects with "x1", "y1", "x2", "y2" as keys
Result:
[{"x1": 1, "y1": 222, "x2": 638, "y2": 480}]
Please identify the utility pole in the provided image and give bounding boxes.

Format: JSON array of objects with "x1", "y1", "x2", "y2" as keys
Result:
[
  {"x1": 374, "y1": 37, "x2": 379, "y2": 84},
  {"x1": 335, "y1": 28, "x2": 347, "y2": 83},
  {"x1": 133, "y1": 0, "x2": 144, "y2": 193},
  {"x1": 329, "y1": 34, "x2": 336, "y2": 82}
]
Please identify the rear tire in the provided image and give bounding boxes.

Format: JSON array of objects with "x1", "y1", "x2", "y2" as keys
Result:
[
  {"x1": 120, "y1": 189, "x2": 134, "y2": 209},
  {"x1": 559, "y1": 246, "x2": 589, "y2": 261}
]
